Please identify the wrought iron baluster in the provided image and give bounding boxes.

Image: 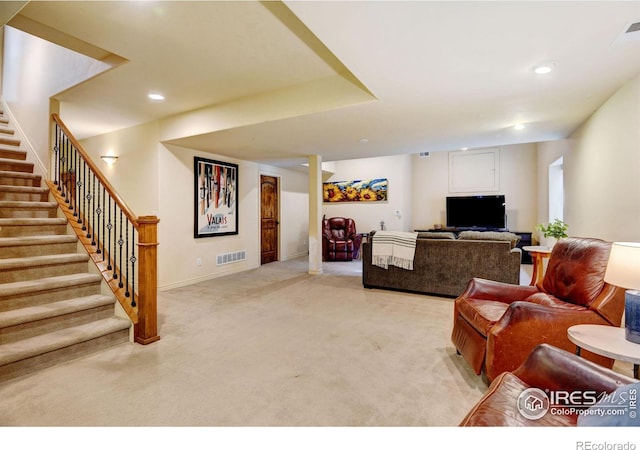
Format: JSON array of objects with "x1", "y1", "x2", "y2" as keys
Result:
[
  {"x1": 88, "y1": 172, "x2": 95, "y2": 243},
  {"x1": 62, "y1": 136, "x2": 69, "y2": 204},
  {"x1": 125, "y1": 219, "x2": 130, "y2": 298},
  {"x1": 81, "y1": 159, "x2": 87, "y2": 229},
  {"x1": 54, "y1": 124, "x2": 60, "y2": 188},
  {"x1": 95, "y1": 182, "x2": 102, "y2": 253},
  {"x1": 99, "y1": 184, "x2": 105, "y2": 257},
  {"x1": 72, "y1": 147, "x2": 78, "y2": 217},
  {"x1": 107, "y1": 196, "x2": 113, "y2": 271},
  {"x1": 130, "y1": 226, "x2": 137, "y2": 307},
  {"x1": 118, "y1": 209, "x2": 124, "y2": 288}
]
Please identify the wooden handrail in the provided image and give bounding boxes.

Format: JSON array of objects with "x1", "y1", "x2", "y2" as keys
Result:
[
  {"x1": 50, "y1": 114, "x2": 159, "y2": 344},
  {"x1": 52, "y1": 113, "x2": 139, "y2": 229}
]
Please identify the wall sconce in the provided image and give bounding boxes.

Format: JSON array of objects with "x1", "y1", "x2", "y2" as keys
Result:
[{"x1": 101, "y1": 155, "x2": 118, "y2": 165}]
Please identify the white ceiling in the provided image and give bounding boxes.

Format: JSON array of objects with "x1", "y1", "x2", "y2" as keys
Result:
[{"x1": 5, "y1": 1, "x2": 640, "y2": 168}]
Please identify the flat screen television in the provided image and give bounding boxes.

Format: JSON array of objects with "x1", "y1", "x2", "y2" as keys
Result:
[{"x1": 446, "y1": 195, "x2": 506, "y2": 230}]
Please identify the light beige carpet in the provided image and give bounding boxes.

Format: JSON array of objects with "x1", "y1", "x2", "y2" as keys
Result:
[{"x1": 0, "y1": 257, "x2": 490, "y2": 426}]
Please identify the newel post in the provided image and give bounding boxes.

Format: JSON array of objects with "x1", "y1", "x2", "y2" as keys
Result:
[{"x1": 135, "y1": 215, "x2": 161, "y2": 345}]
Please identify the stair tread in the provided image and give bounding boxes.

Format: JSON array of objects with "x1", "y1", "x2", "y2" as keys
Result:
[
  {"x1": 0, "y1": 235, "x2": 77, "y2": 247},
  {"x1": 0, "y1": 157, "x2": 29, "y2": 164},
  {"x1": 0, "y1": 201, "x2": 57, "y2": 208},
  {"x1": 0, "y1": 138, "x2": 21, "y2": 146},
  {"x1": 0, "y1": 273, "x2": 102, "y2": 297},
  {"x1": 0, "y1": 185, "x2": 48, "y2": 193},
  {"x1": 0, "y1": 171, "x2": 41, "y2": 179},
  {"x1": 0, "y1": 253, "x2": 89, "y2": 270},
  {"x1": 0, "y1": 317, "x2": 130, "y2": 366},
  {"x1": 0, "y1": 294, "x2": 114, "y2": 328},
  {"x1": 0, "y1": 217, "x2": 66, "y2": 225}
]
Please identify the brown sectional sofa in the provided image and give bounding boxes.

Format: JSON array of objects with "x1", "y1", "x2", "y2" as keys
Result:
[{"x1": 362, "y1": 230, "x2": 522, "y2": 297}]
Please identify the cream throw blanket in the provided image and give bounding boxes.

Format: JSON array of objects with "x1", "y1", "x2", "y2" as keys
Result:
[{"x1": 371, "y1": 231, "x2": 419, "y2": 270}]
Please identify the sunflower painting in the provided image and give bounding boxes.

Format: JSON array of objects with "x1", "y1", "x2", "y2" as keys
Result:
[{"x1": 323, "y1": 178, "x2": 388, "y2": 203}]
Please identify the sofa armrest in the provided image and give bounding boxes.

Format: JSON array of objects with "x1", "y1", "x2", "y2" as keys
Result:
[
  {"x1": 513, "y1": 344, "x2": 635, "y2": 393},
  {"x1": 458, "y1": 277, "x2": 539, "y2": 303}
]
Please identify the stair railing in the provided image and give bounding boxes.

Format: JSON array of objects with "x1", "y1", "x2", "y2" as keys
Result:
[{"x1": 49, "y1": 114, "x2": 159, "y2": 345}]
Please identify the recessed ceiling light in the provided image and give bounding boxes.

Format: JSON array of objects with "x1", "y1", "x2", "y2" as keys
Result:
[
  {"x1": 533, "y1": 61, "x2": 555, "y2": 75},
  {"x1": 148, "y1": 92, "x2": 165, "y2": 102},
  {"x1": 514, "y1": 124, "x2": 526, "y2": 130},
  {"x1": 461, "y1": 147, "x2": 468, "y2": 151}
]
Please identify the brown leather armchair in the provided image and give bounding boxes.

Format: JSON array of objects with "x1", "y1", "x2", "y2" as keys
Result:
[
  {"x1": 459, "y1": 343, "x2": 636, "y2": 426},
  {"x1": 451, "y1": 237, "x2": 625, "y2": 384},
  {"x1": 322, "y1": 217, "x2": 362, "y2": 261}
]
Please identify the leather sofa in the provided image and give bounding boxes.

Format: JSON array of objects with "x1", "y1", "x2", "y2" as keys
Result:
[
  {"x1": 451, "y1": 237, "x2": 625, "y2": 384},
  {"x1": 459, "y1": 343, "x2": 636, "y2": 426},
  {"x1": 362, "y1": 230, "x2": 521, "y2": 297},
  {"x1": 322, "y1": 217, "x2": 362, "y2": 261}
]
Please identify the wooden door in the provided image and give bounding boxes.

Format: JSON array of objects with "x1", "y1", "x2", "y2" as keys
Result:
[{"x1": 261, "y1": 175, "x2": 279, "y2": 264}]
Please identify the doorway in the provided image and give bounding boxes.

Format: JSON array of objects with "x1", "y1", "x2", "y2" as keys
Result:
[{"x1": 260, "y1": 175, "x2": 279, "y2": 264}]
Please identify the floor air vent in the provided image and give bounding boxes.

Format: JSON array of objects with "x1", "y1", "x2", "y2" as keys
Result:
[{"x1": 217, "y1": 250, "x2": 246, "y2": 266}]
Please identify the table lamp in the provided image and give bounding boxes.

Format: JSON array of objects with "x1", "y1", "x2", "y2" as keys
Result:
[{"x1": 604, "y1": 242, "x2": 640, "y2": 344}]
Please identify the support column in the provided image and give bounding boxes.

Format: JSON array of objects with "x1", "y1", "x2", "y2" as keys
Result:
[{"x1": 308, "y1": 155, "x2": 323, "y2": 274}]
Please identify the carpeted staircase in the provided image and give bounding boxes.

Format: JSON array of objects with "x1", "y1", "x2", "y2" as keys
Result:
[{"x1": 0, "y1": 110, "x2": 131, "y2": 383}]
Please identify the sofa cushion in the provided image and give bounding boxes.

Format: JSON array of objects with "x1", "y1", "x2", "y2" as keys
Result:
[
  {"x1": 331, "y1": 229, "x2": 346, "y2": 240},
  {"x1": 458, "y1": 230, "x2": 521, "y2": 248},
  {"x1": 416, "y1": 231, "x2": 456, "y2": 240},
  {"x1": 542, "y1": 237, "x2": 611, "y2": 307},
  {"x1": 523, "y1": 292, "x2": 587, "y2": 311},
  {"x1": 456, "y1": 298, "x2": 509, "y2": 335}
]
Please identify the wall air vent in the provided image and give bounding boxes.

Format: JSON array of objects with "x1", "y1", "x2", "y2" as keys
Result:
[
  {"x1": 613, "y1": 21, "x2": 640, "y2": 45},
  {"x1": 216, "y1": 250, "x2": 246, "y2": 266},
  {"x1": 626, "y1": 22, "x2": 640, "y2": 33},
  {"x1": 419, "y1": 151, "x2": 430, "y2": 158}
]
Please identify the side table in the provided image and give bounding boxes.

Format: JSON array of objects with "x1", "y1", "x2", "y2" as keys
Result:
[
  {"x1": 522, "y1": 245, "x2": 552, "y2": 287},
  {"x1": 356, "y1": 232, "x2": 369, "y2": 260},
  {"x1": 568, "y1": 324, "x2": 640, "y2": 379}
]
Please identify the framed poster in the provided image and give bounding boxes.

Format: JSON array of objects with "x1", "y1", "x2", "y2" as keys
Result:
[{"x1": 194, "y1": 157, "x2": 238, "y2": 238}]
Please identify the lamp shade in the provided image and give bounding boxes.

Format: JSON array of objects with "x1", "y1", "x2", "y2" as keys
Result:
[
  {"x1": 604, "y1": 242, "x2": 640, "y2": 344},
  {"x1": 604, "y1": 242, "x2": 640, "y2": 291}
]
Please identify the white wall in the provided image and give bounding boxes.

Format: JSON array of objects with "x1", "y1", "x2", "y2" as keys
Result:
[
  {"x1": 79, "y1": 120, "x2": 310, "y2": 290},
  {"x1": 322, "y1": 154, "x2": 412, "y2": 233},
  {"x1": 1, "y1": 26, "x2": 110, "y2": 174},
  {"x1": 411, "y1": 144, "x2": 538, "y2": 234},
  {"x1": 80, "y1": 121, "x2": 160, "y2": 216},
  {"x1": 565, "y1": 74, "x2": 640, "y2": 242},
  {"x1": 157, "y1": 144, "x2": 260, "y2": 290}
]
